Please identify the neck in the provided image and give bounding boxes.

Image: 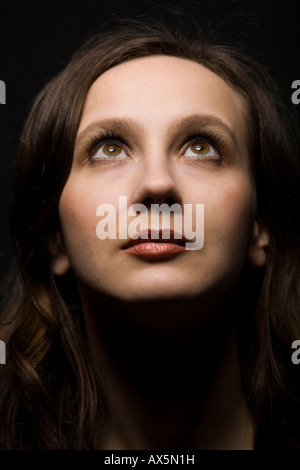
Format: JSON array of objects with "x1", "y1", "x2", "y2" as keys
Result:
[{"x1": 79, "y1": 289, "x2": 253, "y2": 449}]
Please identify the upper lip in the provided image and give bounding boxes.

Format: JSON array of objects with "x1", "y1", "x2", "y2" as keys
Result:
[{"x1": 122, "y1": 229, "x2": 187, "y2": 249}]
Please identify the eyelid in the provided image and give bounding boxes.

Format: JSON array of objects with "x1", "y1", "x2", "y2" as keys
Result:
[
  {"x1": 82, "y1": 129, "x2": 226, "y2": 161},
  {"x1": 180, "y1": 132, "x2": 225, "y2": 159},
  {"x1": 85, "y1": 131, "x2": 130, "y2": 160}
]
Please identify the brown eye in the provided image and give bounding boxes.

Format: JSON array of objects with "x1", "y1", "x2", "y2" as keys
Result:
[
  {"x1": 103, "y1": 143, "x2": 122, "y2": 157},
  {"x1": 191, "y1": 142, "x2": 210, "y2": 154},
  {"x1": 92, "y1": 142, "x2": 127, "y2": 160},
  {"x1": 183, "y1": 141, "x2": 219, "y2": 158}
]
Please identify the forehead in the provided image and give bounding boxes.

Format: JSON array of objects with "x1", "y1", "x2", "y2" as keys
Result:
[{"x1": 78, "y1": 55, "x2": 247, "y2": 141}]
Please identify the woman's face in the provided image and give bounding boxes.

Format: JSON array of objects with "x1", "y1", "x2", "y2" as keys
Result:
[{"x1": 57, "y1": 55, "x2": 263, "y2": 305}]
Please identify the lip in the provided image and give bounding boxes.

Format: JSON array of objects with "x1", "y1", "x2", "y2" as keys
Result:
[{"x1": 122, "y1": 229, "x2": 187, "y2": 257}]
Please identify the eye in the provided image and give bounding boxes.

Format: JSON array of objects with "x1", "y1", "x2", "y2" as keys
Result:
[
  {"x1": 91, "y1": 141, "x2": 127, "y2": 160},
  {"x1": 183, "y1": 140, "x2": 219, "y2": 159}
]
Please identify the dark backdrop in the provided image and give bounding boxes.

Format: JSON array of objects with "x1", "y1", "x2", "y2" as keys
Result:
[{"x1": 0, "y1": 0, "x2": 299, "y2": 281}]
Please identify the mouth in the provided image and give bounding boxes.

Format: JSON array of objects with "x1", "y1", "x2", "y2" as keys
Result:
[{"x1": 122, "y1": 229, "x2": 187, "y2": 257}]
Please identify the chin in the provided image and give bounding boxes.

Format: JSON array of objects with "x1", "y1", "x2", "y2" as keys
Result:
[{"x1": 110, "y1": 280, "x2": 207, "y2": 304}]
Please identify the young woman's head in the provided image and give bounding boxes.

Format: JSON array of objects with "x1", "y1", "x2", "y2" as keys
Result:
[{"x1": 1, "y1": 19, "x2": 299, "y2": 449}]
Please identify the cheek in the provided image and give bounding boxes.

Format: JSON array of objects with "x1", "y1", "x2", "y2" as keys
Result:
[
  {"x1": 218, "y1": 185, "x2": 254, "y2": 226},
  {"x1": 59, "y1": 173, "x2": 121, "y2": 237},
  {"x1": 58, "y1": 179, "x2": 104, "y2": 270},
  {"x1": 60, "y1": 189, "x2": 94, "y2": 240},
  {"x1": 205, "y1": 178, "x2": 255, "y2": 258}
]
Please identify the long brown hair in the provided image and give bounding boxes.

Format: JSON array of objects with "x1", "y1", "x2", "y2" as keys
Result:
[{"x1": 0, "y1": 18, "x2": 299, "y2": 449}]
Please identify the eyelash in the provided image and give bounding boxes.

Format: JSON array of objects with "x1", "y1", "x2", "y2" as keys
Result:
[
  {"x1": 84, "y1": 130, "x2": 128, "y2": 158},
  {"x1": 181, "y1": 130, "x2": 225, "y2": 160},
  {"x1": 84, "y1": 130, "x2": 225, "y2": 161}
]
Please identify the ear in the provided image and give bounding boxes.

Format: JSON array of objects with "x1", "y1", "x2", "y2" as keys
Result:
[
  {"x1": 246, "y1": 218, "x2": 269, "y2": 268},
  {"x1": 47, "y1": 229, "x2": 71, "y2": 276}
]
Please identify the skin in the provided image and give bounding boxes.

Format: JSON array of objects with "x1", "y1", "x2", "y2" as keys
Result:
[{"x1": 53, "y1": 55, "x2": 269, "y2": 449}]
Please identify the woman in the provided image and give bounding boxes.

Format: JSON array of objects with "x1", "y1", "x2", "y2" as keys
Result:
[{"x1": 0, "y1": 19, "x2": 299, "y2": 450}]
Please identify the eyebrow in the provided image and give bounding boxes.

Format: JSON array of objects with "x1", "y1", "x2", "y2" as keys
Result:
[
  {"x1": 76, "y1": 114, "x2": 238, "y2": 147},
  {"x1": 76, "y1": 118, "x2": 140, "y2": 145},
  {"x1": 172, "y1": 115, "x2": 237, "y2": 145}
]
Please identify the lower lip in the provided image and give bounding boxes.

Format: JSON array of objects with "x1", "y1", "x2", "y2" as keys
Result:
[{"x1": 123, "y1": 242, "x2": 186, "y2": 257}]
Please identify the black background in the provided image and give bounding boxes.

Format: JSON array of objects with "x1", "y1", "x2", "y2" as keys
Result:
[{"x1": 0, "y1": 0, "x2": 299, "y2": 281}]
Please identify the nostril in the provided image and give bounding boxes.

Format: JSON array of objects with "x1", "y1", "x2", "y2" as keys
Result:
[
  {"x1": 142, "y1": 197, "x2": 154, "y2": 208},
  {"x1": 164, "y1": 196, "x2": 176, "y2": 206},
  {"x1": 142, "y1": 196, "x2": 177, "y2": 207}
]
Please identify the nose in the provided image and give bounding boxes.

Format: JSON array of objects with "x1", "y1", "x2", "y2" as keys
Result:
[{"x1": 133, "y1": 157, "x2": 182, "y2": 207}]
